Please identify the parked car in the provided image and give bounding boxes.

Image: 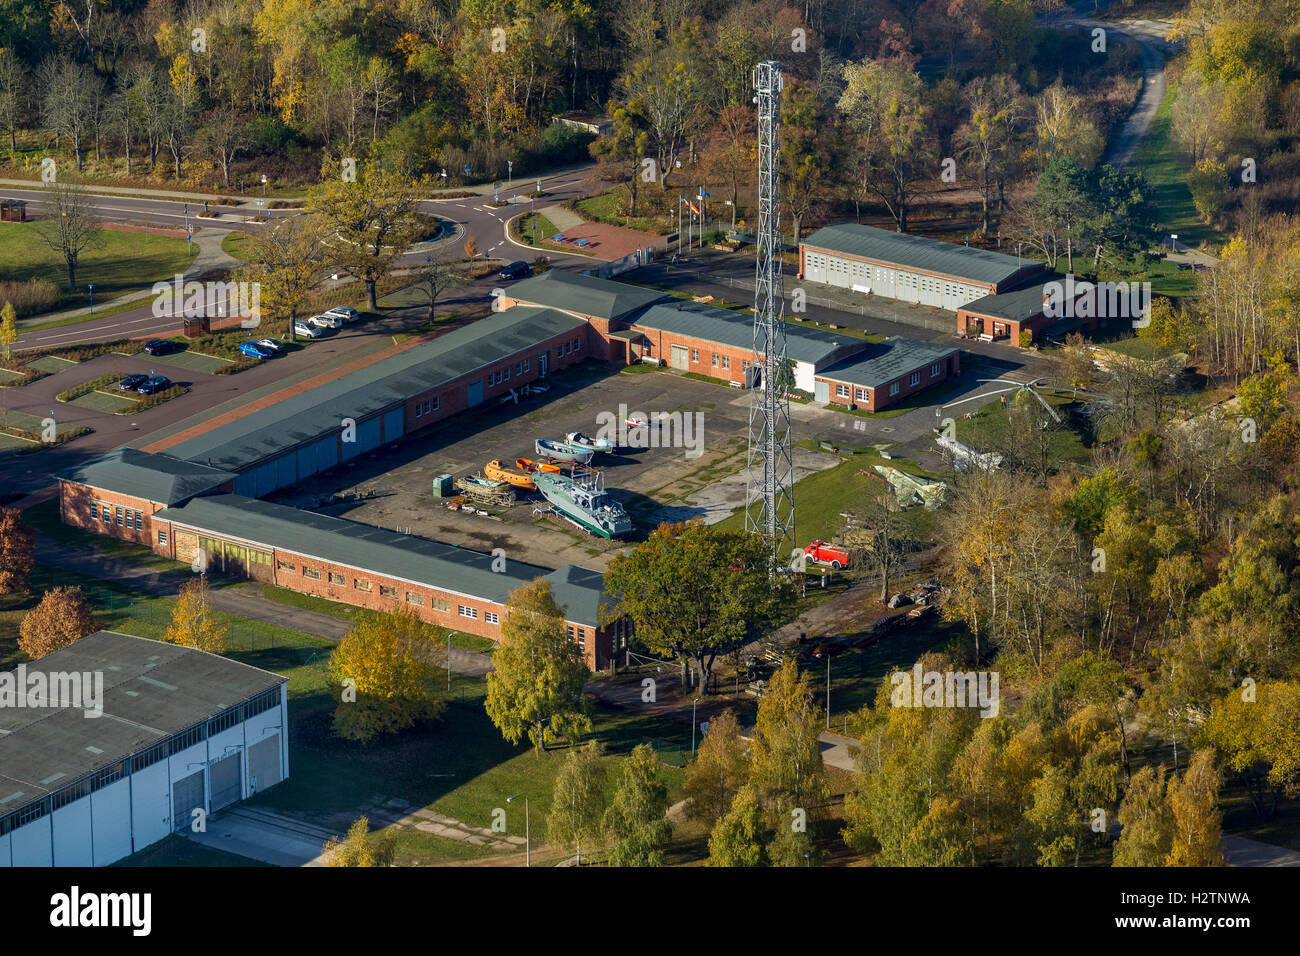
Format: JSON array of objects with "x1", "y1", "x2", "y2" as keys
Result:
[
  {"x1": 323, "y1": 306, "x2": 358, "y2": 323},
  {"x1": 238, "y1": 341, "x2": 272, "y2": 360},
  {"x1": 498, "y1": 260, "x2": 531, "y2": 280},
  {"x1": 294, "y1": 322, "x2": 322, "y2": 339},
  {"x1": 143, "y1": 338, "x2": 179, "y2": 355},
  {"x1": 117, "y1": 374, "x2": 148, "y2": 391},
  {"x1": 257, "y1": 338, "x2": 285, "y2": 353},
  {"x1": 803, "y1": 539, "x2": 851, "y2": 570},
  {"x1": 309, "y1": 313, "x2": 342, "y2": 329},
  {"x1": 136, "y1": 375, "x2": 173, "y2": 395}
]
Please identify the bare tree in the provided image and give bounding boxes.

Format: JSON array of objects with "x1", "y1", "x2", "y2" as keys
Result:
[
  {"x1": 0, "y1": 48, "x2": 24, "y2": 157},
  {"x1": 39, "y1": 178, "x2": 102, "y2": 290},
  {"x1": 198, "y1": 106, "x2": 248, "y2": 187},
  {"x1": 411, "y1": 251, "x2": 461, "y2": 321},
  {"x1": 39, "y1": 55, "x2": 97, "y2": 171}
]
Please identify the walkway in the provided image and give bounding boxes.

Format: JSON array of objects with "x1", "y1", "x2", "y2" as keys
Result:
[{"x1": 186, "y1": 805, "x2": 331, "y2": 867}]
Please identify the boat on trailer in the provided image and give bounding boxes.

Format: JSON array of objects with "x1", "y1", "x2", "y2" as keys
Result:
[
  {"x1": 533, "y1": 470, "x2": 632, "y2": 538},
  {"x1": 535, "y1": 438, "x2": 594, "y2": 464}
]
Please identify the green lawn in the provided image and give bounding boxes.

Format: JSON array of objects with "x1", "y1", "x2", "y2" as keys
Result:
[
  {"x1": 1128, "y1": 82, "x2": 1225, "y2": 250},
  {"x1": 951, "y1": 393, "x2": 1092, "y2": 467},
  {"x1": 576, "y1": 189, "x2": 666, "y2": 233},
  {"x1": 0, "y1": 223, "x2": 198, "y2": 315},
  {"x1": 221, "y1": 231, "x2": 254, "y2": 261},
  {"x1": 712, "y1": 449, "x2": 940, "y2": 545},
  {"x1": 149, "y1": 348, "x2": 233, "y2": 374},
  {"x1": 68, "y1": 390, "x2": 140, "y2": 413},
  {"x1": 25, "y1": 355, "x2": 76, "y2": 373}
]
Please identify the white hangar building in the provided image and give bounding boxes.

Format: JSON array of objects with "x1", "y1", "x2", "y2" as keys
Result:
[
  {"x1": 0, "y1": 630, "x2": 288, "y2": 866},
  {"x1": 799, "y1": 223, "x2": 1044, "y2": 311}
]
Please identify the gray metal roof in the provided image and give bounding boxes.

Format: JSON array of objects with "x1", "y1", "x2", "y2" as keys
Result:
[
  {"x1": 57, "y1": 448, "x2": 235, "y2": 504},
  {"x1": 632, "y1": 301, "x2": 859, "y2": 366},
  {"x1": 802, "y1": 224, "x2": 1041, "y2": 287},
  {"x1": 164, "y1": 306, "x2": 585, "y2": 472},
  {"x1": 958, "y1": 275, "x2": 1063, "y2": 320},
  {"x1": 154, "y1": 494, "x2": 609, "y2": 625},
  {"x1": 0, "y1": 631, "x2": 284, "y2": 809},
  {"x1": 817, "y1": 336, "x2": 960, "y2": 389},
  {"x1": 505, "y1": 269, "x2": 668, "y2": 320}
]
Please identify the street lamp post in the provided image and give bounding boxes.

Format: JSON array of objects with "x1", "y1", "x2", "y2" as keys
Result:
[
  {"x1": 88, "y1": 283, "x2": 93, "y2": 315},
  {"x1": 506, "y1": 795, "x2": 530, "y2": 867},
  {"x1": 507, "y1": 160, "x2": 512, "y2": 187},
  {"x1": 825, "y1": 654, "x2": 831, "y2": 730},
  {"x1": 691, "y1": 697, "x2": 701, "y2": 757}
]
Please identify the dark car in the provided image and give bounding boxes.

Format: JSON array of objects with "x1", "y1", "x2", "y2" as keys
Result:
[
  {"x1": 117, "y1": 374, "x2": 148, "y2": 391},
  {"x1": 136, "y1": 375, "x2": 172, "y2": 395},
  {"x1": 143, "y1": 338, "x2": 179, "y2": 355},
  {"x1": 498, "y1": 260, "x2": 531, "y2": 280}
]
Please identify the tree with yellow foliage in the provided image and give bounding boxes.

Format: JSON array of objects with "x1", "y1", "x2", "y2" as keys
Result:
[
  {"x1": 321, "y1": 817, "x2": 395, "y2": 866},
  {"x1": 327, "y1": 609, "x2": 446, "y2": 742},
  {"x1": 162, "y1": 576, "x2": 227, "y2": 653},
  {"x1": 18, "y1": 586, "x2": 95, "y2": 659},
  {"x1": 1165, "y1": 749, "x2": 1226, "y2": 866}
]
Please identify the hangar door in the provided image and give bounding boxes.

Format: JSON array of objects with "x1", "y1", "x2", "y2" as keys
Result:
[
  {"x1": 248, "y1": 735, "x2": 282, "y2": 794},
  {"x1": 825, "y1": 256, "x2": 851, "y2": 289},
  {"x1": 670, "y1": 345, "x2": 689, "y2": 370},
  {"x1": 172, "y1": 770, "x2": 205, "y2": 831},
  {"x1": 210, "y1": 753, "x2": 241, "y2": 811}
]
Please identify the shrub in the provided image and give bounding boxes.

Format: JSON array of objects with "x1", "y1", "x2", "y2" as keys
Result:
[{"x1": 0, "y1": 278, "x2": 59, "y2": 318}]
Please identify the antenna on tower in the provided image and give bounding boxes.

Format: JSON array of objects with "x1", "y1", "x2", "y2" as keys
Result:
[{"x1": 746, "y1": 60, "x2": 795, "y2": 569}]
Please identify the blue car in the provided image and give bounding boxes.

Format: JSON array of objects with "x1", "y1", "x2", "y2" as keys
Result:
[{"x1": 238, "y1": 341, "x2": 273, "y2": 360}]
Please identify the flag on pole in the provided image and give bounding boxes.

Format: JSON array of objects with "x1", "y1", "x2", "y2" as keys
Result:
[
  {"x1": 687, "y1": 201, "x2": 701, "y2": 215},
  {"x1": 699, "y1": 189, "x2": 710, "y2": 198}
]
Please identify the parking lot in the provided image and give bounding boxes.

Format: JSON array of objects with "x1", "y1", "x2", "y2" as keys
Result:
[{"x1": 264, "y1": 362, "x2": 846, "y2": 570}]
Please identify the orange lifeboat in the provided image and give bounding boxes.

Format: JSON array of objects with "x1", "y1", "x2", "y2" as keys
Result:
[
  {"x1": 514, "y1": 457, "x2": 561, "y2": 475},
  {"x1": 486, "y1": 459, "x2": 536, "y2": 490}
]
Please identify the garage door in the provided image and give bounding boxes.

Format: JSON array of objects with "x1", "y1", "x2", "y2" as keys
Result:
[
  {"x1": 670, "y1": 345, "x2": 689, "y2": 370},
  {"x1": 826, "y1": 256, "x2": 851, "y2": 289},
  {"x1": 172, "y1": 770, "x2": 205, "y2": 831},
  {"x1": 210, "y1": 754, "x2": 241, "y2": 811},
  {"x1": 466, "y1": 380, "x2": 483, "y2": 407},
  {"x1": 248, "y1": 735, "x2": 281, "y2": 794},
  {"x1": 814, "y1": 381, "x2": 830, "y2": 403}
]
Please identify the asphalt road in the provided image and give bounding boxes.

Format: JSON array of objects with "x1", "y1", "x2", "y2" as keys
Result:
[{"x1": 1, "y1": 161, "x2": 604, "y2": 350}]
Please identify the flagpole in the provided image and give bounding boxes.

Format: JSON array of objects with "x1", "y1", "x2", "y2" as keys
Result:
[{"x1": 678, "y1": 196, "x2": 682, "y2": 257}]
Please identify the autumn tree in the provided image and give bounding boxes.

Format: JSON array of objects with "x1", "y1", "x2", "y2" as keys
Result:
[
  {"x1": 682, "y1": 708, "x2": 750, "y2": 826},
  {"x1": 546, "y1": 741, "x2": 606, "y2": 865},
  {"x1": 18, "y1": 586, "x2": 95, "y2": 659},
  {"x1": 0, "y1": 507, "x2": 36, "y2": 595},
  {"x1": 604, "y1": 521, "x2": 792, "y2": 694},
  {"x1": 162, "y1": 576, "x2": 227, "y2": 653},
  {"x1": 237, "y1": 213, "x2": 329, "y2": 342},
  {"x1": 602, "y1": 744, "x2": 672, "y2": 866},
  {"x1": 321, "y1": 817, "x2": 395, "y2": 867},
  {"x1": 749, "y1": 659, "x2": 830, "y2": 825},
  {"x1": 327, "y1": 609, "x2": 446, "y2": 742},
  {"x1": 411, "y1": 251, "x2": 460, "y2": 321},
  {"x1": 1203, "y1": 681, "x2": 1300, "y2": 818},
  {"x1": 307, "y1": 159, "x2": 425, "y2": 309},
  {"x1": 0, "y1": 301, "x2": 15, "y2": 360},
  {"x1": 1165, "y1": 749, "x2": 1226, "y2": 866},
  {"x1": 1112, "y1": 765, "x2": 1174, "y2": 866},
  {"x1": 707, "y1": 784, "x2": 768, "y2": 867},
  {"x1": 957, "y1": 74, "x2": 1023, "y2": 232},
  {"x1": 484, "y1": 578, "x2": 591, "y2": 755},
  {"x1": 841, "y1": 494, "x2": 923, "y2": 603}
]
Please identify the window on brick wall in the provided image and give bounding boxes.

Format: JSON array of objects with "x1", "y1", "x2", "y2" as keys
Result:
[
  {"x1": 909, "y1": 371, "x2": 920, "y2": 386},
  {"x1": 566, "y1": 624, "x2": 575, "y2": 639},
  {"x1": 158, "y1": 530, "x2": 168, "y2": 545},
  {"x1": 503, "y1": 365, "x2": 510, "y2": 380},
  {"x1": 406, "y1": 592, "x2": 424, "y2": 606},
  {"x1": 432, "y1": 598, "x2": 450, "y2": 612},
  {"x1": 485, "y1": 611, "x2": 499, "y2": 624},
  {"x1": 380, "y1": 586, "x2": 396, "y2": 599},
  {"x1": 574, "y1": 338, "x2": 581, "y2": 351},
  {"x1": 836, "y1": 384, "x2": 850, "y2": 398},
  {"x1": 115, "y1": 507, "x2": 123, "y2": 526},
  {"x1": 92, "y1": 502, "x2": 100, "y2": 522},
  {"x1": 691, "y1": 348, "x2": 698, "y2": 362},
  {"x1": 102, "y1": 504, "x2": 110, "y2": 522},
  {"x1": 856, "y1": 387, "x2": 868, "y2": 401},
  {"x1": 577, "y1": 627, "x2": 586, "y2": 650},
  {"x1": 931, "y1": 362, "x2": 941, "y2": 377},
  {"x1": 354, "y1": 579, "x2": 372, "y2": 592},
  {"x1": 303, "y1": 567, "x2": 321, "y2": 580},
  {"x1": 328, "y1": 572, "x2": 345, "y2": 585},
  {"x1": 415, "y1": 403, "x2": 422, "y2": 418},
  {"x1": 720, "y1": 355, "x2": 730, "y2": 370},
  {"x1": 556, "y1": 345, "x2": 563, "y2": 358},
  {"x1": 277, "y1": 559, "x2": 294, "y2": 572},
  {"x1": 523, "y1": 358, "x2": 530, "y2": 372},
  {"x1": 515, "y1": 362, "x2": 522, "y2": 376},
  {"x1": 889, "y1": 382, "x2": 900, "y2": 396},
  {"x1": 431, "y1": 396, "x2": 438, "y2": 411},
  {"x1": 458, "y1": 605, "x2": 478, "y2": 619},
  {"x1": 711, "y1": 353, "x2": 718, "y2": 367}
]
